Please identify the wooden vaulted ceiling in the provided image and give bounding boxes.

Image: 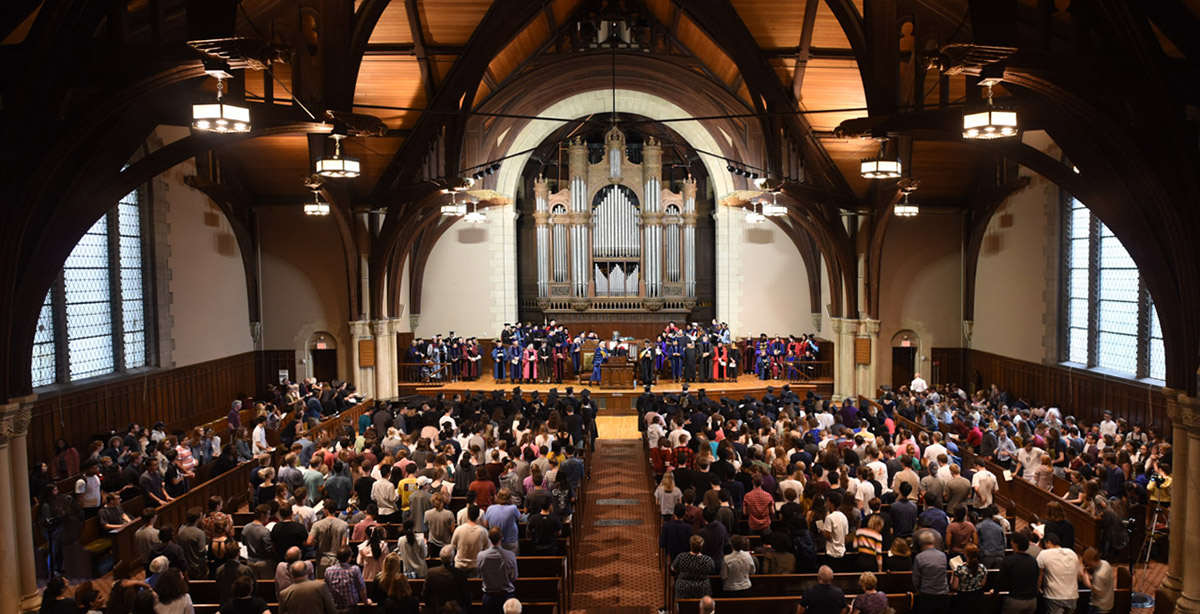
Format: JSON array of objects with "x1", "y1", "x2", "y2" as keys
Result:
[{"x1": 32, "y1": 0, "x2": 1190, "y2": 206}]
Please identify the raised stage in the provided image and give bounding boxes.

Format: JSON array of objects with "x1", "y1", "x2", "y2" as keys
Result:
[{"x1": 403, "y1": 373, "x2": 829, "y2": 412}]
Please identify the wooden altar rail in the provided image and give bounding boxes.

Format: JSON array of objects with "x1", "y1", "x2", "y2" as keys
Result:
[
  {"x1": 397, "y1": 362, "x2": 468, "y2": 383},
  {"x1": 876, "y1": 401, "x2": 1102, "y2": 553},
  {"x1": 110, "y1": 399, "x2": 373, "y2": 578}
]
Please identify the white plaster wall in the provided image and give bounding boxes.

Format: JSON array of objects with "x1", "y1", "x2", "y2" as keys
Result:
[
  {"x1": 258, "y1": 209, "x2": 352, "y2": 380},
  {"x1": 738, "y1": 223, "x2": 814, "y2": 336},
  {"x1": 972, "y1": 131, "x2": 1059, "y2": 364},
  {"x1": 163, "y1": 158, "x2": 254, "y2": 366},
  {"x1": 413, "y1": 217, "x2": 497, "y2": 338},
  {"x1": 877, "y1": 214, "x2": 965, "y2": 387}
]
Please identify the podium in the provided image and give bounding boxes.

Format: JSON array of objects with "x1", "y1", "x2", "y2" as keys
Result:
[{"x1": 599, "y1": 356, "x2": 635, "y2": 389}]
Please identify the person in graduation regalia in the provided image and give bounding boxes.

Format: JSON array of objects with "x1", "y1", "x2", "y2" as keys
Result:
[
  {"x1": 590, "y1": 345, "x2": 608, "y2": 383},
  {"x1": 770, "y1": 336, "x2": 786, "y2": 378},
  {"x1": 712, "y1": 343, "x2": 728, "y2": 381},
  {"x1": 655, "y1": 334, "x2": 668, "y2": 375},
  {"x1": 728, "y1": 342, "x2": 740, "y2": 379},
  {"x1": 521, "y1": 343, "x2": 539, "y2": 383},
  {"x1": 683, "y1": 340, "x2": 698, "y2": 382},
  {"x1": 638, "y1": 340, "x2": 656, "y2": 386},
  {"x1": 552, "y1": 341, "x2": 568, "y2": 383},
  {"x1": 570, "y1": 334, "x2": 583, "y2": 374},
  {"x1": 491, "y1": 341, "x2": 506, "y2": 381},
  {"x1": 697, "y1": 335, "x2": 713, "y2": 383},
  {"x1": 466, "y1": 338, "x2": 481, "y2": 380},
  {"x1": 506, "y1": 341, "x2": 523, "y2": 383},
  {"x1": 668, "y1": 338, "x2": 683, "y2": 381},
  {"x1": 756, "y1": 343, "x2": 771, "y2": 380}
]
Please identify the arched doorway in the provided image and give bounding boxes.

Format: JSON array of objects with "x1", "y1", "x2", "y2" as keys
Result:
[
  {"x1": 891, "y1": 330, "x2": 920, "y2": 390},
  {"x1": 307, "y1": 332, "x2": 338, "y2": 384}
]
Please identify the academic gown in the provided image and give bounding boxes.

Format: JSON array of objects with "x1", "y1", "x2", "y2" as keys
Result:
[
  {"x1": 683, "y1": 347, "x2": 698, "y2": 381},
  {"x1": 522, "y1": 347, "x2": 539, "y2": 379},
  {"x1": 712, "y1": 345, "x2": 728, "y2": 381},
  {"x1": 697, "y1": 341, "x2": 713, "y2": 382},
  {"x1": 590, "y1": 347, "x2": 607, "y2": 382},
  {"x1": 669, "y1": 342, "x2": 684, "y2": 378},
  {"x1": 506, "y1": 345, "x2": 522, "y2": 380},
  {"x1": 492, "y1": 347, "x2": 506, "y2": 379},
  {"x1": 638, "y1": 348, "x2": 656, "y2": 385}
]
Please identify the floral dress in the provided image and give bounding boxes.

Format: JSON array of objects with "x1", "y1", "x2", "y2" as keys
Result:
[{"x1": 953, "y1": 563, "x2": 988, "y2": 610}]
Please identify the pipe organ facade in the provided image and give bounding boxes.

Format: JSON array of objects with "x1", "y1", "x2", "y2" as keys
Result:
[{"x1": 533, "y1": 127, "x2": 698, "y2": 308}]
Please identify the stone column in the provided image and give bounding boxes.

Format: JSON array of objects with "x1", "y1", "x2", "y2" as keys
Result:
[
  {"x1": 830, "y1": 318, "x2": 858, "y2": 400},
  {"x1": 7, "y1": 400, "x2": 38, "y2": 611},
  {"x1": 857, "y1": 319, "x2": 881, "y2": 396},
  {"x1": 371, "y1": 319, "x2": 394, "y2": 400},
  {"x1": 350, "y1": 320, "x2": 374, "y2": 399},
  {"x1": 0, "y1": 416, "x2": 18, "y2": 613},
  {"x1": 1174, "y1": 393, "x2": 1200, "y2": 614}
]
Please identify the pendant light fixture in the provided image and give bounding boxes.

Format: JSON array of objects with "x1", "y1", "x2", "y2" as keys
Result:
[
  {"x1": 761, "y1": 192, "x2": 787, "y2": 217},
  {"x1": 315, "y1": 133, "x2": 361, "y2": 178},
  {"x1": 894, "y1": 192, "x2": 919, "y2": 217},
  {"x1": 303, "y1": 190, "x2": 330, "y2": 216},
  {"x1": 963, "y1": 81, "x2": 1018, "y2": 139},
  {"x1": 860, "y1": 139, "x2": 901, "y2": 179},
  {"x1": 192, "y1": 62, "x2": 250, "y2": 133},
  {"x1": 440, "y1": 192, "x2": 467, "y2": 217}
]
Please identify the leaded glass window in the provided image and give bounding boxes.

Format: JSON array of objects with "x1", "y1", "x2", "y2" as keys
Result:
[
  {"x1": 1062, "y1": 195, "x2": 1161, "y2": 381},
  {"x1": 32, "y1": 186, "x2": 152, "y2": 387}
]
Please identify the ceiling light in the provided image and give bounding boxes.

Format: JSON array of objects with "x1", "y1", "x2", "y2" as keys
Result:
[
  {"x1": 726, "y1": 164, "x2": 735, "y2": 172},
  {"x1": 192, "y1": 74, "x2": 250, "y2": 133},
  {"x1": 440, "y1": 203, "x2": 467, "y2": 216},
  {"x1": 860, "y1": 158, "x2": 902, "y2": 179},
  {"x1": 304, "y1": 191, "x2": 330, "y2": 216},
  {"x1": 464, "y1": 210, "x2": 487, "y2": 224},
  {"x1": 761, "y1": 193, "x2": 786, "y2": 217},
  {"x1": 745, "y1": 211, "x2": 765, "y2": 223},
  {"x1": 315, "y1": 134, "x2": 361, "y2": 178},
  {"x1": 963, "y1": 83, "x2": 1018, "y2": 139},
  {"x1": 894, "y1": 193, "x2": 919, "y2": 217}
]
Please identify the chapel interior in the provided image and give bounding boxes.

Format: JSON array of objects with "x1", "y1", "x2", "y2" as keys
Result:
[{"x1": 2, "y1": 0, "x2": 1200, "y2": 613}]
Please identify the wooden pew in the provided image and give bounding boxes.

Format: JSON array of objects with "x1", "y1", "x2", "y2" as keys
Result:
[
  {"x1": 890, "y1": 412, "x2": 1103, "y2": 553},
  {"x1": 677, "y1": 592, "x2": 912, "y2": 614},
  {"x1": 111, "y1": 399, "x2": 373, "y2": 578},
  {"x1": 188, "y1": 576, "x2": 564, "y2": 613}
]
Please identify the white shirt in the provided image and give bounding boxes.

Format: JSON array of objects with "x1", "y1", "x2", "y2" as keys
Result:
[
  {"x1": 936, "y1": 465, "x2": 954, "y2": 483},
  {"x1": 972, "y1": 469, "x2": 997, "y2": 507},
  {"x1": 823, "y1": 510, "x2": 848, "y2": 557},
  {"x1": 910, "y1": 376, "x2": 928, "y2": 393},
  {"x1": 372, "y1": 478, "x2": 398, "y2": 515},
  {"x1": 647, "y1": 423, "x2": 666, "y2": 448},
  {"x1": 1017, "y1": 447, "x2": 1044, "y2": 481},
  {"x1": 867, "y1": 461, "x2": 890, "y2": 493},
  {"x1": 252, "y1": 424, "x2": 269, "y2": 453},
  {"x1": 1099, "y1": 420, "x2": 1118, "y2": 438},
  {"x1": 855, "y1": 479, "x2": 875, "y2": 508},
  {"x1": 75, "y1": 474, "x2": 102, "y2": 508},
  {"x1": 668, "y1": 428, "x2": 690, "y2": 448},
  {"x1": 1037, "y1": 547, "x2": 1081, "y2": 601},
  {"x1": 924, "y1": 443, "x2": 947, "y2": 467}
]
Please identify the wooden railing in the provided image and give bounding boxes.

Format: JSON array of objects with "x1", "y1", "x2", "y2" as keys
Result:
[{"x1": 110, "y1": 398, "x2": 372, "y2": 578}]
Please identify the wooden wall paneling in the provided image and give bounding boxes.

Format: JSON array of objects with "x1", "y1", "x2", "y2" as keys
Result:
[
  {"x1": 963, "y1": 349, "x2": 1166, "y2": 433},
  {"x1": 931, "y1": 347, "x2": 966, "y2": 389},
  {"x1": 29, "y1": 352, "x2": 295, "y2": 471}
]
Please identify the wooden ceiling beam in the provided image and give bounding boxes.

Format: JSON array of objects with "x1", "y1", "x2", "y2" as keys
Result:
[
  {"x1": 792, "y1": 0, "x2": 821, "y2": 101},
  {"x1": 362, "y1": 43, "x2": 465, "y2": 56},
  {"x1": 405, "y1": 0, "x2": 440, "y2": 98}
]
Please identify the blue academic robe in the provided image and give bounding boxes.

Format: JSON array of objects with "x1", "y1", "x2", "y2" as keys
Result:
[
  {"x1": 505, "y1": 345, "x2": 523, "y2": 380},
  {"x1": 492, "y1": 346, "x2": 505, "y2": 379},
  {"x1": 590, "y1": 347, "x2": 607, "y2": 382}
]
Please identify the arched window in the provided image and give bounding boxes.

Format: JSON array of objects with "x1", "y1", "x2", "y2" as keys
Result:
[
  {"x1": 31, "y1": 187, "x2": 153, "y2": 387},
  {"x1": 1063, "y1": 195, "x2": 1164, "y2": 380}
]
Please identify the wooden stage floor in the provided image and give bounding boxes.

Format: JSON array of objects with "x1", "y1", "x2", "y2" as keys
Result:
[{"x1": 405, "y1": 373, "x2": 821, "y2": 410}]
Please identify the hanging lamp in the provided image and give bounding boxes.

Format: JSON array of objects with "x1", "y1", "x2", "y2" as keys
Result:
[
  {"x1": 893, "y1": 192, "x2": 919, "y2": 217},
  {"x1": 192, "y1": 69, "x2": 250, "y2": 133},
  {"x1": 860, "y1": 140, "x2": 901, "y2": 179},
  {"x1": 315, "y1": 134, "x2": 361, "y2": 178},
  {"x1": 303, "y1": 190, "x2": 330, "y2": 216},
  {"x1": 963, "y1": 82, "x2": 1018, "y2": 139}
]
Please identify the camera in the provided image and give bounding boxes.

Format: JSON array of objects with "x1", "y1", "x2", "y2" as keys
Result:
[{"x1": 1150, "y1": 473, "x2": 1166, "y2": 485}]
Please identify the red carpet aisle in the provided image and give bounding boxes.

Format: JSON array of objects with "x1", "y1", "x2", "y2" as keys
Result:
[{"x1": 569, "y1": 438, "x2": 663, "y2": 614}]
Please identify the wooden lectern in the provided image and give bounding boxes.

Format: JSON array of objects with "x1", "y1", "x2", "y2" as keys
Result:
[{"x1": 599, "y1": 355, "x2": 635, "y2": 389}]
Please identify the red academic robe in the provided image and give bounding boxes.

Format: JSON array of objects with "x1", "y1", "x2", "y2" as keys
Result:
[
  {"x1": 712, "y1": 345, "x2": 728, "y2": 381},
  {"x1": 522, "y1": 347, "x2": 539, "y2": 379}
]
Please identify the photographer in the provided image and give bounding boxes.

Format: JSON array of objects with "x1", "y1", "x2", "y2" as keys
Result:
[{"x1": 1147, "y1": 462, "x2": 1171, "y2": 511}]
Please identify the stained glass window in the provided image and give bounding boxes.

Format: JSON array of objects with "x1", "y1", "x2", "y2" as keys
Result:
[
  {"x1": 32, "y1": 186, "x2": 151, "y2": 387},
  {"x1": 1063, "y1": 195, "x2": 1162, "y2": 381}
]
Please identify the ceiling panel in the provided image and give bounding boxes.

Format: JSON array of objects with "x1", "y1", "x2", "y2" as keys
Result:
[
  {"x1": 419, "y1": 0, "x2": 493, "y2": 45},
  {"x1": 799, "y1": 58, "x2": 866, "y2": 132},
  {"x1": 225, "y1": 135, "x2": 312, "y2": 198},
  {"x1": 676, "y1": 16, "x2": 740, "y2": 87},
  {"x1": 552, "y1": 0, "x2": 583, "y2": 28},
  {"x1": 731, "y1": 0, "x2": 809, "y2": 48},
  {"x1": 819, "y1": 137, "x2": 877, "y2": 199},
  {"x1": 368, "y1": 1, "x2": 413, "y2": 44},
  {"x1": 488, "y1": 13, "x2": 551, "y2": 83},
  {"x1": 812, "y1": 1, "x2": 855, "y2": 48},
  {"x1": 354, "y1": 57, "x2": 427, "y2": 129},
  {"x1": 909, "y1": 140, "x2": 982, "y2": 200}
]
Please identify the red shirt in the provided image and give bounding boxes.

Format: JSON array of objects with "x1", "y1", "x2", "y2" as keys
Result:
[
  {"x1": 743, "y1": 486, "x2": 775, "y2": 531},
  {"x1": 469, "y1": 479, "x2": 496, "y2": 508}
]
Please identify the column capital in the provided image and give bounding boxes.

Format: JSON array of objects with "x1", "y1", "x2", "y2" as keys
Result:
[
  {"x1": 0, "y1": 399, "x2": 33, "y2": 439},
  {"x1": 682, "y1": 175, "x2": 698, "y2": 201},
  {"x1": 829, "y1": 317, "x2": 845, "y2": 335},
  {"x1": 860, "y1": 319, "x2": 881, "y2": 336},
  {"x1": 409, "y1": 314, "x2": 420, "y2": 330},
  {"x1": 370, "y1": 319, "x2": 391, "y2": 337},
  {"x1": 349, "y1": 320, "x2": 372, "y2": 338},
  {"x1": 810, "y1": 313, "x2": 823, "y2": 333},
  {"x1": 533, "y1": 176, "x2": 549, "y2": 200},
  {"x1": 1165, "y1": 391, "x2": 1200, "y2": 433}
]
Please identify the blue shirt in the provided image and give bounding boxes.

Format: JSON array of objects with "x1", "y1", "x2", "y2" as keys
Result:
[
  {"x1": 476, "y1": 545, "x2": 518, "y2": 594},
  {"x1": 482, "y1": 504, "x2": 522, "y2": 544}
]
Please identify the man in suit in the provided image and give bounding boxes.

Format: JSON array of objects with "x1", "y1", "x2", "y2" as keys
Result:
[
  {"x1": 278, "y1": 560, "x2": 338, "y2": 614},
  {"x1": 423, "y1": 545, "x2": 471, "y2": 613}
]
